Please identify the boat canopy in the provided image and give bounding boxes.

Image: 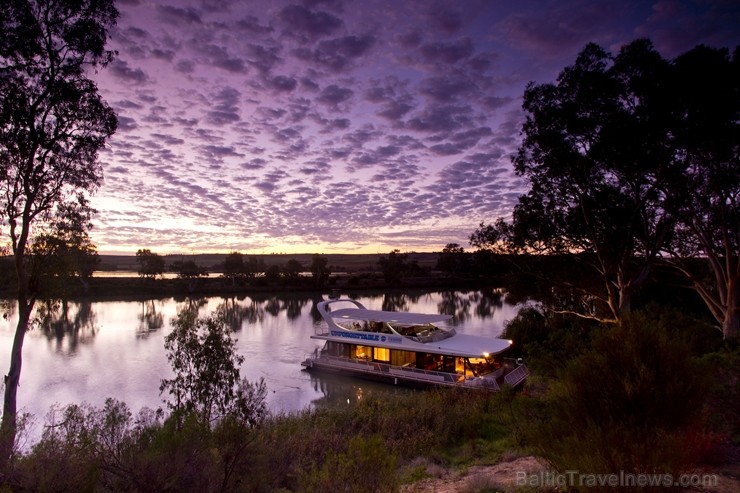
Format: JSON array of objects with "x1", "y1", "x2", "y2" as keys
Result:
[
  {"x1": 431, "y1": 334, "x2": 511, "y2": 357},
  {"x1": 327, "y1": 307, "x2": 452, "y2": 325}
]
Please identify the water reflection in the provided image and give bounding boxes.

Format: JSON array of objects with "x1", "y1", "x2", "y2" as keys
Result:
[
  {"x1": 307, "y1": 372, "x2": 414, "y2": 409},
  {"x1": 381, "y1": 292, "x2": 409, "y2": 312},
  {"x1": 473, "y1": 288, "x2": 505, "y2": 319},
  {"x1": 0, "y1": 289, "x2": 523, "y2": 441},
  {"x1": 437, "y1": 290, "x2": 472, "y2": 323},
  {"x1": 36, "y1": 299, "x2": 97, "y2": 354},
  {"x1": 137, "y1": 300, "x2": 164, "y2": 337}
]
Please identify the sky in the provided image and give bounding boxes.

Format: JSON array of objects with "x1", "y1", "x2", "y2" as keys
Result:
[{"x1": 89, "y1": 0, "x2": 740, "y2": 255}]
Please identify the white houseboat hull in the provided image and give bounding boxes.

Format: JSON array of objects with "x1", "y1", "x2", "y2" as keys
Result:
[{"x1": 302, "y1": 298, "x2": 528, "y2": 391}]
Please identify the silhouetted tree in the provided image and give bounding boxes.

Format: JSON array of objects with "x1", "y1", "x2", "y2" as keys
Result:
[
  {"x1": 283, "y1": 259, "x2": 303, "y2": 283},
  {"x1": 436, "y1": 243, "x2": 468, "y2": 276},
  {"x1": 0, "y1": 0, "x2": 118, "y2": 459},
  {"x1": 473, "y1": 40, "x2": 680, "y2": 323},
  {"x1": 264, "y1": 264, "x2": 281, "y2": 283},
  {"x1": 662, "y1": 45, "x2": 739, "y2": 340},
  {"x1": 160, "y1": 309, "x2": 268, "y2": 428},
  {"x1": 377, "y1": 249, "x2": 408, "y2": 284},
  {"x1": 136, "y1": 249, "x2": 165, "y2": 279},
  {"x1": 30, "y1": 200, "x2": 100, "y2": 295},
  {"x1": 310, "y1": 254, "x2": 330, "y2": 288},
  {"x1": 170, "y1": 259, "x2": 208, "y2": 279},
  {"x1": 222, "y1": 251, "x2": 246, "y2": 285}
]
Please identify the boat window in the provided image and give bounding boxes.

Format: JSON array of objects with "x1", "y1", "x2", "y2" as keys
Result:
[
  {"x1": 327, "y1": 342, "x2": 349, "y2": 357},
  {"x1": 354, "y1": 346, "x2": 371, "y2": 360},
  {"x1": 468, "y1": 357, "x2": 499, "y2": 375},
  {"x1": 417, "y1": 353, "x2": 443, "y2": 371},
  {"x1": 373, "y1": 347, "x2": 390, "y2": 362},
  {"x1": 391, "y1": 350, "x2": 415, "y2": 367}
]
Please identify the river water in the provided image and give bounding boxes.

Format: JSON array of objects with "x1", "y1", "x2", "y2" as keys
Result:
[{"x1": 0, "y1": 289, "x2": 521, "y2": 440}]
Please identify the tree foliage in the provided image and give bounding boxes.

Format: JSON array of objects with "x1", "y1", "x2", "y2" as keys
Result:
[
  {"x1": 436, "y1": 243, "x2": 469, "y2": 276},
  {"x1": 29, "y1": 198, "x2": 100, "y2": 294},
  {"x1": 222, "y1": 251, "x2": 245, "y2": 285},
  {"x1": 135, "y1": 249, "x2": 165, "y2": 279},
  {"x1": 377, "y1": 249, "x2": 408, "y2": 284},
  {"x1": 169, "y1": 259, "x2": 208, "y2": 279},
  {"x1": 159, "y1": 310, "x2": 268, "y2": 428},
  {"x1": 664, "y1": 45, "x2": 739, "y2": 340},
  {"x1": 310, "y1": 254, "x2": 330, "y2": 288},
  {"x1": 473, "y1": 39, "x2": 739, "y2": 337},
  {"x1": 283, "y1": 258, "x2": 303, "y2": 282},
  {"x1": 0, "y1": 0, "x2": 118, "y2": 461}
]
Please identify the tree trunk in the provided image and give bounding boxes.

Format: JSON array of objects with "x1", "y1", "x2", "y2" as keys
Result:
[
  {"x1": 723, "y1": 278, "x2": 740, "y2": 340},
  {"x1": 0, "y1": 298, "x2": 33, "y2": 471}
]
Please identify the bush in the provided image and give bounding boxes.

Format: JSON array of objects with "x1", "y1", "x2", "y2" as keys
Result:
[
  {"x1": 529, "y1": 309, "x2": 715, "y2": 492},
  {"x1": 502, "y1": 306, "x2": 597, "y2": 377},
  {"x1": 299, "y1": 434, "x2": 399, "y2": 493},
  {"x1": 159, "y1": 310, "x2": 268, "y2": 428}
]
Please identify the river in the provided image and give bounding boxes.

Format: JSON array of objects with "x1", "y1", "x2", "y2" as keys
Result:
[{"x1": 0, "y1": 289, "x2": 521, "y2": 441}]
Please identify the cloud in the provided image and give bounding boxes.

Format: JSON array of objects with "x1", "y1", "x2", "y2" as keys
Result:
[
  {"x1": 109, "y1": 60, "x2": 148, "y2": 84},
  {"x1": 419, "y1": 37, "x2": 475, "y2": 65},
  {"x1": 278, "y1": 4, "x2": 342, "y2": 39},
  {"x1": 87, "y1": 0, "x2": 740, "y2": 254},
  {"x1": 317, "y1": 84, "x2": 354, "y2": 106}
]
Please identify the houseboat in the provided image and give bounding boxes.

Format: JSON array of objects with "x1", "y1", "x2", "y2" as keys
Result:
[{"x1": 301, "y1": 298, "x2": 528, "y2": 391}]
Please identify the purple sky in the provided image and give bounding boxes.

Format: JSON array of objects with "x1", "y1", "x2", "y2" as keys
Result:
[{"x1": 89, "y1": 0, "x2": 740, "y2": 255}]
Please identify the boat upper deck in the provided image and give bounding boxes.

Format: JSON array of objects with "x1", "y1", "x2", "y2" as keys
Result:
[{"x1": 314, "y1": 298, "x2": 512, "y2": 357}]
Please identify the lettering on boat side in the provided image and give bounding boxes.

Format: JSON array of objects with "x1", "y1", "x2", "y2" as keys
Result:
[
  {"x1": 329, "y1": 330, "x2": 403, "y2": 344},
  {"x1": 330, "y1": 330, "x2": 380, "y2": 341}
]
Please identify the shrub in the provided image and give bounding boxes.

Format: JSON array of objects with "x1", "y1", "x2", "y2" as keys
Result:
[
  {"x1": 529, "y1": 309, "x2": 715, "y2": 492},
  {"x1": 299, "y1": 434, "x2": 399, "y2": 493},
  {"x1": 159, "y1": 310, "x2": 267, "y2": 428}
]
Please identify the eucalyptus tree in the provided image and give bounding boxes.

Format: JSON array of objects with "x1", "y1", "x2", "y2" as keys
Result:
[
  {"x1": 310, "y1": 254, "x2": 331, "y2": 288},
  {"x1": 472, "y1": 40, "x2": 677, "y2": 323},
  {"x1": 666, "y1": 45, "x2": 739, "y2": 340},
  {"x1": 0, "y1": 0, "x2": 118, "y2": 459},
  {"x1": 135, "y1": 248, "x2": 165, "y2": 279}
]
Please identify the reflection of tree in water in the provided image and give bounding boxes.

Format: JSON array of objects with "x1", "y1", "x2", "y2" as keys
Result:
[
  {"x1": 215, "y1": 294, "x2": 312, "y2": 330},
  {"x1": 264, "y1": 297, "x2": 280, "y2": 317},
  {"x1": 1, "y1": 299, "x2": 15, "y2": 320},
  {"x1": 282, "y1": 297, "x2": 308, "y2": 320},
  {"x1": 471, "y1": 289, "x2": 504, "y2": 319},
  {"x1": 382, "y1": 293, "x2": 409, "y2": 312},
  {"x1": 175, "y1": 297, "x2": 207, "y2": 319},
  {"x1": 136, "y1": 299, "x2": 164, "y2": 338},
  {"x1": 309, "y1": 295, "x2": 327, "y2": 324},
  {"x1": 437, "y1": 291, "x2": 471, "y2": 324},
  {"x1": 36, "y1": 299, "x2": 97, "y2": 354},
  {"x1": 216, "y1": 295, "x2": 254, "y2": 332}
]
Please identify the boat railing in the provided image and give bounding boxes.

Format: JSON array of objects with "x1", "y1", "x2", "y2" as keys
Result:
[
  {"x1": 316, "y1": 355, "x2": 459, "y2": 384},
  {"x1": 503, "y1": 364, "x2": 529, "y2": 387}
]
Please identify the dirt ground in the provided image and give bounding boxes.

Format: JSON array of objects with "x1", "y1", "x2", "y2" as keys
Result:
[{"x1": 400, "y1": 456, "x2": 740, "y2": 493}]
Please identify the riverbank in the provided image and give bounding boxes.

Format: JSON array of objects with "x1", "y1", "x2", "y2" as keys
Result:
[
  {"x1": 2, "y1": 252, "x2": 486, "y2": 299},
  {"x1": 96, "y1": 252, "x2": 440, "y2": 273}
]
